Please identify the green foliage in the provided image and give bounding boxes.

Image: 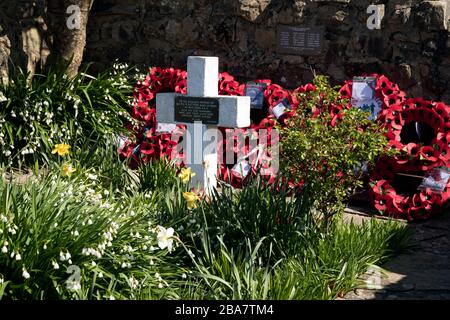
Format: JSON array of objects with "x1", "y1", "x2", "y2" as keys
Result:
[
  {"x1": 279, "y1": 75, "x2": 391, "y2": 226},
  {"x1": 0, "y1": 60, "x2": 412, "y2": 300},
  {"x1": 0, "y1": 167, "x2": 192, "y2": 300},
  {"x1": 167, "y1": 179, "x2": 318, "y2": 262},
  {"x1": 0, "y1": 105, "x2": 411, "y2": 300},
  {"x1": 0, "y1": 62, "x2": 135, "y2": 168},
  {"x1": 183, "y1": 215, "x2": 412, "y2": 300}
]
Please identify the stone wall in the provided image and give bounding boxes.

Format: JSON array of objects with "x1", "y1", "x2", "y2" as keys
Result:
[
  {"x1": 1, "y1": 0, "x2": 450, "y2": 101},
  {"x1": 0, "y1": 0, "x2": 51, "y2": 83},
  {"x1": 85, "y1": 0, "x2": 450, "y2": 101}
]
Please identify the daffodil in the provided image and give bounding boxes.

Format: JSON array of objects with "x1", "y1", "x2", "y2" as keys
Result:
[
  {"x1": 178, "y1": 167, "x2": 196, "y2": 183},
  {"x1": 157, "y1": 226, "x2": 174, "y2": 252},
  {"x1": 183, "y1": 191, "x2": 200, "y2": 210},
  {"x1": 62, "y1": 163, "x2": 76, "y2": 177},
  {"x1": 52, "y1": 143, "x2": 71, "y2": 156}
]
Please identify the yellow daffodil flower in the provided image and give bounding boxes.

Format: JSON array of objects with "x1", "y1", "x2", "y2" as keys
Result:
[
  {"x1": 183, "y1": 191, "x2": 200, "y2": 210},
  {"x1": 178, "y1": 167, "x2": 196, "y2": 183},
  {"x1": 52, "y1": 143, "x2": 71, "y2": 156},
  {"x1": 62, "y1": 163, "x2": 76, "y2": 177}
]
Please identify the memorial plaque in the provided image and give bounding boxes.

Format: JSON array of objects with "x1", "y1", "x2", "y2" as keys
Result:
[
  {"x1": 174, "y1": 96, "x2": 219, "y2": 124},
  {"x1": 277, "y1": 25, "x2": 324, "y2": 55}
]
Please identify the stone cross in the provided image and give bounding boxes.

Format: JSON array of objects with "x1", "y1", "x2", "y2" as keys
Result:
[{"x1": 156, "y1": 56, "x2": 251, "y2": 192}]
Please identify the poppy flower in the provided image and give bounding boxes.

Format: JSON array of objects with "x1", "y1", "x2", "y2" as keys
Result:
[
  {"x1": 419, "y1": 146, "x2": 439, "y2": 162},
  {"x1": 339, "y1": 83, "x2": 352, "y2": 99},
  {"x1": 405, "y1": 143, "x2": 420, "y2": 157},
  {"x1": 374, "y1": 194, "x2": 391, "y2": 211},
  {"x1": 377, "y1": 75, "x2": 391, "y2": 90}
]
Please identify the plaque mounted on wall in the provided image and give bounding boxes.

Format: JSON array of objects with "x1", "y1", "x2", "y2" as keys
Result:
[{"x1": 277, "y1": 25, "x2": 324, "y2": 56}]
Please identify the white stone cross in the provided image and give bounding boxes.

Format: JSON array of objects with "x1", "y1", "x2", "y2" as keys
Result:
[{"x1": 156, "y1": 56, "x2": 251, "y2": 192}]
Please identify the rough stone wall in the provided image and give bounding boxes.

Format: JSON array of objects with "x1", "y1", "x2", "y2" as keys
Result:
[
  {"x1": 84, "y1": 0, "x2": 450, "y2": 101},
  {"x1": 0, "y1": 0, "x2": 51, "y2": 83},
  {"x1": 1, "y1": 0, "x2": 450, "y2": 101}
]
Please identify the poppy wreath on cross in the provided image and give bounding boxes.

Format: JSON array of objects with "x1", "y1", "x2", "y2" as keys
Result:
[{"x1": 120, "y1": 67, "x2": 302, "y2": 186}]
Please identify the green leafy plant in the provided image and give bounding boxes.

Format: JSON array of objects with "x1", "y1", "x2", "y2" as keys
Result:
[
  {"x1": 279, "y1": 75, "x2": 392, "y2": 227},
  {"x1": 0, "y1": 167, "x2": 192, "y2": 300},
  {"x1": 0, "y1": 62, "x2": 136, "y2": 168}
]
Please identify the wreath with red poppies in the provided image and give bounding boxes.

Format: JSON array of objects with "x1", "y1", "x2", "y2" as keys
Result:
[
  {"x1": 124, "y1": 68, "x2": 450, "y2": 221},
  {"x1": 341, "y1": 75, "x2": 450, "y2": 220},
  {"x1": 120, "y1": 67, "x2": 307, "y2": 186}
]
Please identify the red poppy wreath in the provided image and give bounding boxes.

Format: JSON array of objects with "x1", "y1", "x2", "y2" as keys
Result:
[
  {"x1": 372, "y1": 98, "x2": 450, "y2": 220},
  {"x1": 120, "y1": 67, "x2": 305, "y2": 186}
]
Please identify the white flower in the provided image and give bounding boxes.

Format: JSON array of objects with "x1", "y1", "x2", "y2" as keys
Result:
[
  {"x1": 66, "y1": 281, "x2": 81, "y2": 291},
  {"x1": 22, "y1": 268, "x2": 30, "y2": 279},
  {"x1": 1, "y1": 246, "x2": 7, "y2": 254},
  {"x1": 182, "y1": 273, "x2": 187, "y2": 279},
  {"x1": 87, "y1": 173, "x2": 97, "y2": 180},
  {"x1": 158, "y1": 283, "x2": 163, "y2": 289},
  {"x1": 156, "y1": 226, "x2": 174, "y2": 252},
  {"x1": 0, "y1": 91, "x2": 7, "y2": 102},
  {"x1": 129, "y1": 276, "x2": 139, "y2": 289},
  {"x1": 52, "y1": 261, "x2": 60, "y2": 270},
  {"x1": 15, "y1": 253, "x2": 21, "y2": 261},
  {"x1": 98, "y1": 272, "x2": 103, "y2": 278},
  {"x1": 60, "y1": 251, "x2": 71, "y2": 261}
]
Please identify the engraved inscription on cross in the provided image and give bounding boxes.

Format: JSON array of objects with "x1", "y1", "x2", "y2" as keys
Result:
[{"x1": 156, "y1": 56, "x2": 251, "y2": 192}]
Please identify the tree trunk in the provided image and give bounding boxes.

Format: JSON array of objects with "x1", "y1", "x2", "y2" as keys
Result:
[{"x1": 48, "y1": 0, "x2": 93, "y2": 78}]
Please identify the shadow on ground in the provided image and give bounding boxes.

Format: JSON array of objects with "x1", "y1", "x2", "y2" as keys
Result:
[{"x1": 345, "y1": 210, "x2": 450, "y2": 300}]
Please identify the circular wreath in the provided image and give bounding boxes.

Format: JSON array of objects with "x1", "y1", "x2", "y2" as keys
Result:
[
  {"x1": 340, "y1": 75, "x2": 450, "y2": 220},
  {"x1": 368, "y1": 97, "x2": 450, "y2": 220},
  {"x1": 378, "y1": 98, "x2": 450, "y2": 170},
  {"x1": 369, "y1": 157, "x2": 450, "y2": 221}
]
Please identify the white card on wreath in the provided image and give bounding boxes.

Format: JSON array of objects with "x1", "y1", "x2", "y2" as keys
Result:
[
  {"x1": 156, "y1": 122, "x2": 177, "y2": 134},
  {"x1": 231, "y1": 160, "x2": 251, "y2": 178},
  {"x1": 351, "y1": 77, "x2": 380, "y2": 121},
  {"x1": 418, "y1": 168, "x2": 450, "y2": 193},
  {"x1": 351, "y1": 77, "x2": 376, "y2": 101},
  {"x1": 354, "y1": 98, "x2": 382, "y2": 121}
]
